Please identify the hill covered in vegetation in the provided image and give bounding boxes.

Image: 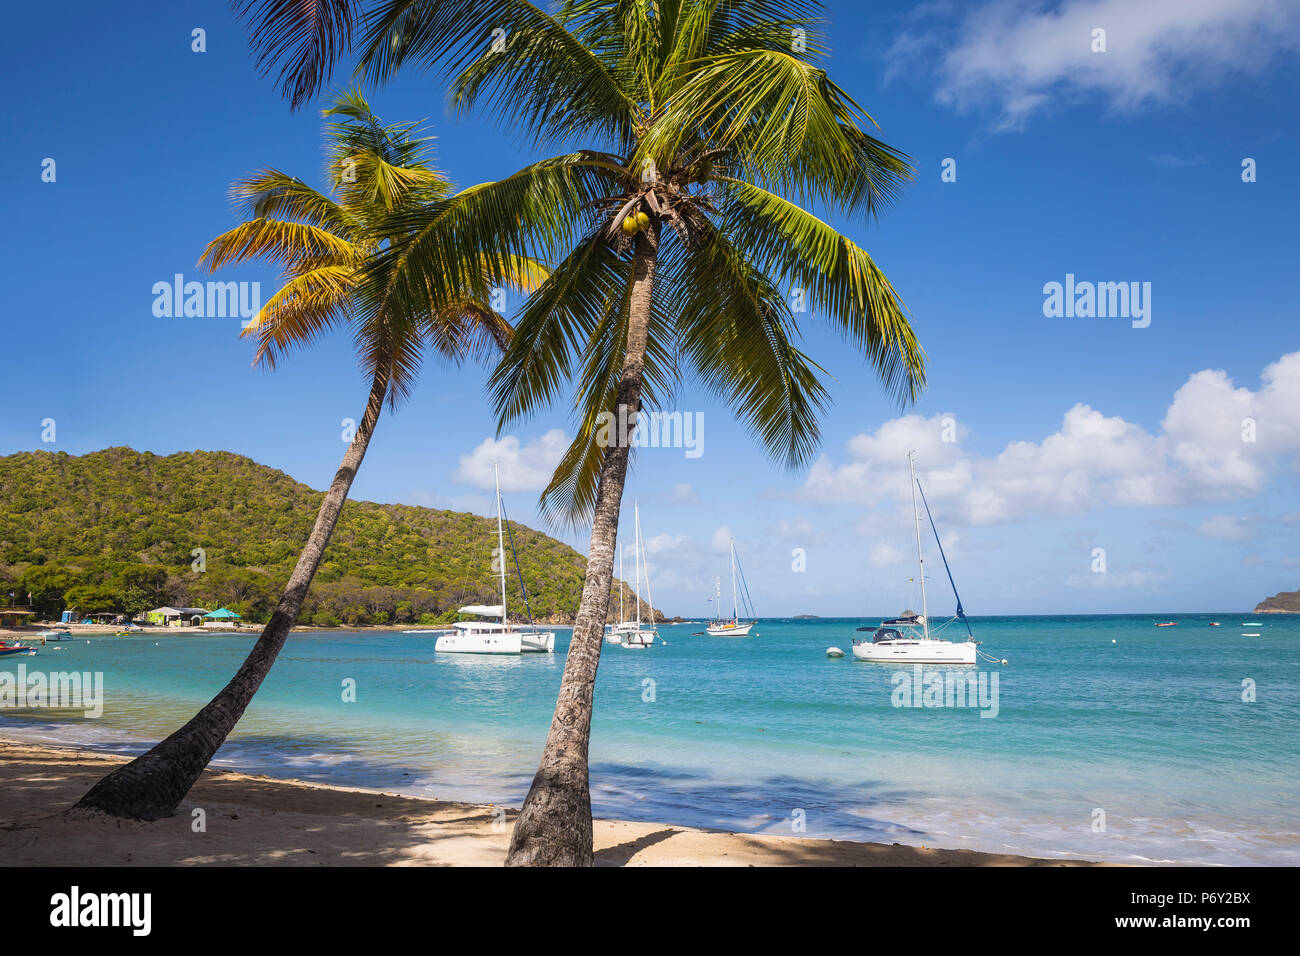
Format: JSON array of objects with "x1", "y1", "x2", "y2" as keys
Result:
[
  {"x1": 0, "y1": 447, "x2": 659, "y2": 627},
  {"x1": 1255, "y1": 588, "x2": 1300, "y2": 613}
]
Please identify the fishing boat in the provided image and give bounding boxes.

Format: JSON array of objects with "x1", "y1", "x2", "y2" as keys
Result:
[
  {"x1": 0, "y1": 643, "x2": 36, "y2": 657},
  {"x1": 606, "y1": 502, "x2": 660, "y2": 649},
  {"x1": 1154, "y1": 622, "x2": 1177, "y2": 628},
  {"x1": 705, "y1": 538, "x2": 757, "y2": 637},
  {"x1": 434, "y1": 464, "x2": 555, "y2": 655},
  {"x1": 852, "y1": 453, "x2": 981, "y2": 664}
]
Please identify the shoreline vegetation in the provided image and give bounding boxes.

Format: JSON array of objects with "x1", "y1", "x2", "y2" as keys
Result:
[
  {"x1": 0, "y1": 447, "x2": 665, "y2": 629},
  {"x1": 0, "y1": 738, "x2": 1100, "y2": 867}
]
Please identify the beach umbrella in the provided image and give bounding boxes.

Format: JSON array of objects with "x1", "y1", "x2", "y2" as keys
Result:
[{"x1": 203, "y1": 608, "x2": 242, "y2": 620}]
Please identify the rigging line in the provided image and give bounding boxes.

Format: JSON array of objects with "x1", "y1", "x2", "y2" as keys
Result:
[
  {"x1": 914, "y1": 476, "x2": 974, "y2": 640},
  {"x1": 498, "y1": 497, "x2": 535, "y2": 627},
  {"x1": 732, "y1": 549, "x2": 758, "y2": 620}
]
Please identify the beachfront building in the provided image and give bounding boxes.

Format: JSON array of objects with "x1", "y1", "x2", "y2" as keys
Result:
[
  {"x1": 145, "y1": 606, "x2": 208, "y2": 627},
  {"x1": 202, "y1": 607, "x2": 242, "y2": 629},
  {"x1": 0, "y1": 609, "x2": 36, "y2": 629}
]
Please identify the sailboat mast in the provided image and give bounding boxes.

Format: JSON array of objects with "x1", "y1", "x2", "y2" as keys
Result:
[
  {"x1": 730, "y1": 539, "x2": 739, "y2": 621},
  {"x1": 634, "y1": 501, "x2": 642, "y2": 627},
  {"x1": 909, "y1": 452, "x2": 929, "y2": 640},
  {"x1": 619, "y1": 542, "x2": 624, "y2": 622},
  {"x1": 495, "y1": 462, "x2": 507, "y2": 626},
  {"x1": 642, "y1": 513, "x2": 655, "y2": 632}
]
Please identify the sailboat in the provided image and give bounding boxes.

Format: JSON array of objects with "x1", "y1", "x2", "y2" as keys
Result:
[
  {"x1": 706, "y1": 538, "x2": 756, "y2": 636},
  {"x1": 606, "y1": 501, "x2": 660, "y2": 648},
  {"x1": 852, "y1": 453, "x2": 979, "y2": 664},
  {"x1": 435, "y1": 464, "x2": 556, "y2": 655}
]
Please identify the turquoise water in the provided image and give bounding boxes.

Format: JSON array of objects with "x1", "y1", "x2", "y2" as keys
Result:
[{"x1": 3, "y1": 614, "x2": 1298, "y2": 864}]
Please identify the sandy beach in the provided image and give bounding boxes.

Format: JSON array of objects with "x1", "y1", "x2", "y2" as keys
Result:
[{"x1": 0, "y1": 738, "x2": 1097, "y2": 867}]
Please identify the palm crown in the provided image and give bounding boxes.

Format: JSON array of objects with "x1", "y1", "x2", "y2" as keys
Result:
[
  {"x1": 199, "y1": 87, "x2": 540, "y2": 403},
  {"x1": 335, "y1": 0, "x2": 926, "y2": 521}
]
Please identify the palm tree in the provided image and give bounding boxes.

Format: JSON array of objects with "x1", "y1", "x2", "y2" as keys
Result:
[
  {"x1": 74, "y1": 90, "x2": 540, "y2": 820},
  {"x1": 236, "y1": 0, "x2": 926, "y2": 865}
]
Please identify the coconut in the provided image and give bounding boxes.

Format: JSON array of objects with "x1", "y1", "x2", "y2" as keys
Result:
[
  {"x1": 621, "y1": 215, "x2": 639, "y2": 236},
  {"x1": 635, "y1": 211, "x2": 650, "y2": 229}
]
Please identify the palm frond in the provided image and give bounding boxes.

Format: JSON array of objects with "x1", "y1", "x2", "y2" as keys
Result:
[{"x1": 234, "y1": 0, "x2": 360, "y2": 109}]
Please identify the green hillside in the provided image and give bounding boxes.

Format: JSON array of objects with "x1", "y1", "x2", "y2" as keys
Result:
[
  {"x1": 1255, "y1": 589, "x2": 1300, "y2": 613},
  {"x1": 0, "y1": 447, "x2": 657, "y2": 627}
]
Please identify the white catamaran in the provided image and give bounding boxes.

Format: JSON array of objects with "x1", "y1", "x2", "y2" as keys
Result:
[
  {"x1": 852, "y1": 453, "x2": 980, "y2": 664},
  {"x1": 606, "y1": 501, "x2": 660, "y2": 648},
  {"x1": 434, "y1": 464, "x2": 555, "y2": 655},
  {"x1": 706, "y1": 538, "x2": 756, "y2": 637}
]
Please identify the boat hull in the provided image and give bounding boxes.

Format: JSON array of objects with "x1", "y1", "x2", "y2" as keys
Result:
[
  {"x1": 519, "y1": 631, "x2": 556, "y2": 653},
  {"x1": 852, "y1": 640, "x2": 977, "y2": 664},
  {"x1": 706, "y1": 621, "x2": 754, "y2": 637},
  {"x1": 618, "y1": 629, "x2": 658, "y2": 648}
]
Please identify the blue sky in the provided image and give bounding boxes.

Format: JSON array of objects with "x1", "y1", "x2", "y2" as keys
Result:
[{"x1": 3, "y1": 0, "x2": 1299, "y2": 616}]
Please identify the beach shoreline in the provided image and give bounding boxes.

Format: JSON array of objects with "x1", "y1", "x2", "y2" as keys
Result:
[{"x1": 0, "y1": 737, "x2": 1101, "y2": 867}]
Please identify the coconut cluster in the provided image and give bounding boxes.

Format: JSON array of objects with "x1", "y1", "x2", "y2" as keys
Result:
[{"x1": 620, "y1": 209, "x2": 651, "y2": 235}]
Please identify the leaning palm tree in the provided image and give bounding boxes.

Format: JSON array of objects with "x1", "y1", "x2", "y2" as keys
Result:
[
  {"x1": 312, "y1": 1, "x2": 925, "y2": 865},
  {"x1": 74, "y1": 90, "x2": 540, "y2": 820}
]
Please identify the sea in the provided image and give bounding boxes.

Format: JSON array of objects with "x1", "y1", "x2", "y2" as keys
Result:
[{"x1": 3, "y1": 613, "x2": 1297, "y2": 865}]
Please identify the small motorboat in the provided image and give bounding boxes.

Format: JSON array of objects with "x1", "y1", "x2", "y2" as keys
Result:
[
  {"x1": 114, "y1": 625, "x2": 144, "y2": 636},
  {"x1": 0, "y1": 643, "x2": 36, "y2": 657},
  {"x1": 1209, "y1": 622, "x2": 1221, "y2": 627},
  {"x1": 1154, "y1": 622, "x2": 1178, "y2": 627},
  {"x1": 826, "y1": 647, "x2": 845, "y2": 658},
  {"x1": 38, "y1": 630, "x2": 73, "y2": 642}
]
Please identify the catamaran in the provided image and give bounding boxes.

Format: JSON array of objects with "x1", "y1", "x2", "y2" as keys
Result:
[
  {"x1": 434, "y1": 464, "x2": 555, "y2": 655},
  {"x1": 852, "y1": 453, "x2": 981, "y2": 664},
  {"x1": 706, "y1": 538, "x2": 756, "y2": 636},
  {"x1": 606, "y1": 501, "x2": 660, "y2": 648}
]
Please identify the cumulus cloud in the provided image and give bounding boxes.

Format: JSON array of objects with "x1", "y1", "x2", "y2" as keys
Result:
[
  {"x1": 891, "y1": 0, "x2": 1300, "y2": 130},
  {"x1": 1197, "y1": 514, "x2": 1258, "y2": 542},
  {"x1": 668, "y1": 482, "x2": 699, "y2": 504},
  {"x1": 455, "y1": 429, "x2": 569, "y2": 492},
  {"x1": 710, "y1": 525, "x2": 734, "y2": 553},
  {"x1": 868, "y1": 541, "x2": 907, "y2": 567},
  {"x1": 1064, "y1": 567, "x2": 1171, "y2": 590},
  {"x1": 802, "y1": 351, "x2": 1300, "y2": 527}
]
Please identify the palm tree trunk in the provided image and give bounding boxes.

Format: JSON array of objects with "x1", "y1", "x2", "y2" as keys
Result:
[
  {"x1": 506, "y1": 225, "x2": 659, "y2": 866},
  {"x1": 73, "y1": 367, "x2": 390, "y2": 820}
]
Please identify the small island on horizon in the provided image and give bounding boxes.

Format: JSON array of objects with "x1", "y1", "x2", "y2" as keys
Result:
[{"x1": 1255, "y1": 588, "x2": 1300, "y2": 614}]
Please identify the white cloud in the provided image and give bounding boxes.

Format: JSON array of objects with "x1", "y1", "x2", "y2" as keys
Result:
[
  {"x1": 893, "y1": 0, "x2": 1300, "y2": 130},
  {"x1": 710, "y1": 525, "x2": 734, "y2": 553},
  {"x1": 455, "y1": 429, "x2": 569, "y2": 492},
  {"x1": 668, "y1": 482, "x2": 699, "y2": 504},
  {"x1": 802, "y1": 351, "x2": 1300, "y2": 527},
  {"x1": 868, "y1": 541, "x2": 907, "y2": 567},
  {"x1": 641, "y1": 532, "x2": 691, "y2": 555},
  {"x1": 1197, "y1": 514, "x2": 1257, "y2": 542},
  {"x1": 1065, "y1": 567, "x2": 1171, "y2": 590}
]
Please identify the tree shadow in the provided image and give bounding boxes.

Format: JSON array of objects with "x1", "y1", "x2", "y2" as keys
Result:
[{"x1": 594, "y1": 827, "x2": 680, "y2": 866}]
